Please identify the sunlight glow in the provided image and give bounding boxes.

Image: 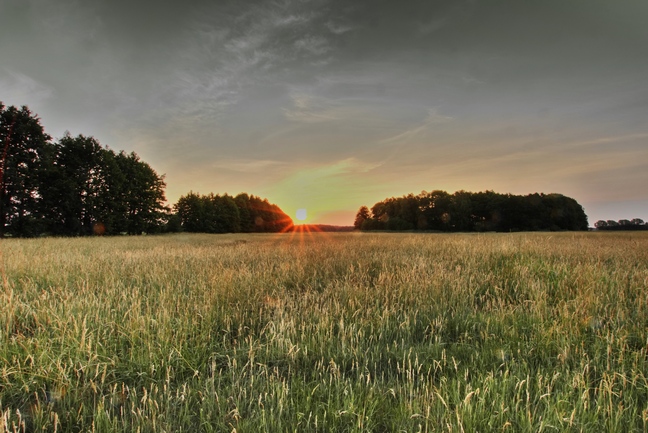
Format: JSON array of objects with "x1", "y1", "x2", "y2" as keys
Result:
[
  {"x1": 267, "y1": 159, "x2": 378, "y2": 226},
  {"x1": 296, "y1": 208, "x2": 307, "y2": 221}
]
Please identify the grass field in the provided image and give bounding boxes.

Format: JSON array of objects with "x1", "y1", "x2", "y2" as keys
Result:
[{"x1": 1, "y1": 232, "x2": 647, "y2": 432}]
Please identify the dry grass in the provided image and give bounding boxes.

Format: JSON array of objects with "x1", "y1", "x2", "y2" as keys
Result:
[{"x1": 1, "y1": 232, "x2": 647, "y2": 432}]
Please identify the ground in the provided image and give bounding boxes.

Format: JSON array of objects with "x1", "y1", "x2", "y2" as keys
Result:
[{"x1": 1, "y1": 232, "x2": 647, "y2": 432}]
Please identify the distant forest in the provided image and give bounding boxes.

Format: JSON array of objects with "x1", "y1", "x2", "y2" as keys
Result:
[
  {"x1": 173, "y1": 192, "x2": 292, "y2": 234},
  {"x1": 594, "y1": 219, "x2": 647, "y2": 231},
  {"x1": 355, "y1": 190, "x2": 589, "y2": 232}
]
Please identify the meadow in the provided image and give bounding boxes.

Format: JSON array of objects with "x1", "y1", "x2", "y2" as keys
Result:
[{"x1": 1, "y1": 231, "x2": 647, "y2": 432}]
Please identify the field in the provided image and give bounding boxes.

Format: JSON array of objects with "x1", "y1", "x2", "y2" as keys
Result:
[{"x1": 1, "y1": 232, "x2": 647, "y2": 432}]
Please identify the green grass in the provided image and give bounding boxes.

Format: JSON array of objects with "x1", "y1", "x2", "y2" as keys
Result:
[{"x1": 1, "y1": 232, "x2": 647, "y2": 432}]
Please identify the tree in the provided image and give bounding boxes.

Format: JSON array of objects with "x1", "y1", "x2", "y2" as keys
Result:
[
  {"x1": 114, "y1": 151, "x2": 168, "y2": 234},
  {"x1": 449, "y1": 191, "x2": 473, "y2": 231},
  {"x1": 631, "y1": 218, "x2": 644, "y2": 226},
  {"x1": 234, "y1": 193, "x2": 253, "y2": 232},
  {"x1": 360, "y1": 217, "x2": 385, "y2": 231},
  {"x1": 246, "y1": 195, "x2": 293, "y2": 232},
  {"x1": 419, "y1": 190, "x2": 452, "y2": 231},
  {"x1": 544, "y1": 194, "x2": 588, "y2": 231},
  {"x1": 354, "y1": 206, "x2": 370, "y2": 230},
  {"x1": 0, "y1": 103, "x2": 52, "y2": 236},
  {"x1": 470, "y1": 190, "x2": 502, "y2": 231},
  {"x1": 210, "y1": 194, "x2": 240, "y2": 233},
  {"x1": 1, "y1": 103, "x2": 168, "y2": 236},
  {"x1": 175, "y1": 192, "x2": 290, "y2": 233},
  {"x1": 594, "y1": 220, "x2": 608, "y2": 229},
  {"x1": 359, "y1": 189, "x2": 588, "y2": 232},
  {"x1": 40, "y1": 134, "x2": 168, "y2": 235},
  {"x1": 396, "y1": 194, "x2": 419, "y2": 229},
  {"x1": 164, "y1": 212, "x2": 182, "y2": 233},
  {"x1": 41, "y1": 133, "x2": 109, "y2": 235},
  {"x1": 175, "y1": 192, "x2": 206, "y2": 232}
]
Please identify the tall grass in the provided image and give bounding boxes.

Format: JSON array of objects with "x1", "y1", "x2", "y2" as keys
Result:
[{"x1": 1, "y1": 232, "x2": 647, "y2": 432}]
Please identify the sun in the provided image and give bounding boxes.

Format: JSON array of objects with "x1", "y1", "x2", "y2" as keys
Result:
[{"x1": 296, "y1": 208, "x2": 307, "y2": 221}]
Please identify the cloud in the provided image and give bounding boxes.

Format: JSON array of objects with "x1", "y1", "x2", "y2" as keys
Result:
[
  {"x1": 425, "y1": 108, "x2": 455, "y2": 124},
  {"x1": 281, "y1": 88, "x2": 394, "y2": 128},
  {"x1": 379, "y1": 107, "x2": 454, "y2": 144},
  {"x1": 281, "y1": 70, "x2": 412, "y2": 126},
  {"x1": 329, "y1": 157, "x2": 382, "y2": 174},
  {"x1": 417, "y1": 18, "x2": 447, "y2": 35},
  {"x1": 294, "y1": 36, "x2": 331, "y2": 56},
  {"x1": 273, "y1": 13, "x2": 311, "y2": 27},
  {"x1": 166, "y1": 1, "x2": 341, "y2": 126},
  {"x1": 283, "y1": 92, "x2": 342, "y2": 123},
  {"x1": 566, "y1": 132, "x2": 648, "y2": 148},
  {"x1": 26, "y1": 0, "x2": 101, "y2": 39},
  {"x1": 326, "y1": 21, "x2": 354, "y2": 35},
  {"x1": 0, "y1": 69, "x2": 54, "y2": 106},
  {"x1": 210, "y1": 159, "x2": 287, "y2": 173}
]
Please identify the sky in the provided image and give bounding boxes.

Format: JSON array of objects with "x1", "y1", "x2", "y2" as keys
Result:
[{"x1": 1, "y1": 0, "x2": 647, "y2": 226}]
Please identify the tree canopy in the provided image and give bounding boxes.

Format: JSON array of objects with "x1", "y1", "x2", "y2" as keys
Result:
[
  {"x1": 1, "y1": 103, "x2": 169, "y2": 236},
  {"x1": 0, "y1": 103, "x2": 51, "y2": 236},
  {"x1": 594, "y1": 218, "x2": 647, "y2": 231},
  {"x1": 356, "y1": 190, "x2": 589, "y2": 232},
  {"x1": 39, "y1": 133, "x2": 169, "y2": 235},
  {"x1": 175, "y1": 192, "x2": 293, "y2": 233}
]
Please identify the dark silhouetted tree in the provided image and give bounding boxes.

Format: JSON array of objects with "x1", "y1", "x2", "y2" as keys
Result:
[
  {"x1": 596, "y1": 218, "x2": 648, "y2": 231},
  {"x1": 1, "y1": 103, "x2": 167, "y2": 236},
  {"x1": 175, "y1": 192, "x2": 207, "y2": 232},
  {"x1": 42, "y1": 133, "x2": 108, "y2": 235},
  {"x1": 114, "y1": 151, "x2": 168, "y2": 234},
  {"x1": 0, "y1": 103, "x2": 52, "y2": 236},
  {"x1": 357, "y1": 190, "x2": 588, "y2": 232},
  {"x1": 234, "y1": 193, "x2": 254, "y2": 232},
  {"x1": 594, "y1": 220, "x2": 608, "y2": 229},
  {"x1": 174, "y1": 192, "x2": 291, "y2": 233},
  {"x1": 419, "y1": 190, "x2": 452, "y2": 231},
  {"x1": 354, "y1": 206, "x2": 370, "y2": 230},
  {"x1": 40, "y1": 135, "x2": 167, "y2": 235}
]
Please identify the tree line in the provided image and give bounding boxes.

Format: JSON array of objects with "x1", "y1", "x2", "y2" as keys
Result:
[
  {"x1": 1, "y1": 103, "x2": 168, "y2": 236},
  {"x1": 594, "y1": 219, "x2": 647, "y2": 231},
  {"x1": 0, "y1": 102, "x2": 292, "y2": 236},
  {"x1": 2, "y1": 102, "x2": 599, "y2": 236},
  {"x1": 355, "y1": 190, "x2": 589, "y2": 232},
  {"x1": 173, "y1": 192, "x2": 292, "y2": 233}
]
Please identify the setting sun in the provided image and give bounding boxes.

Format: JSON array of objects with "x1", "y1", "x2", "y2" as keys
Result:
[{"x1": 296, "y1": 208, "x2": 307, "y2": 221}]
